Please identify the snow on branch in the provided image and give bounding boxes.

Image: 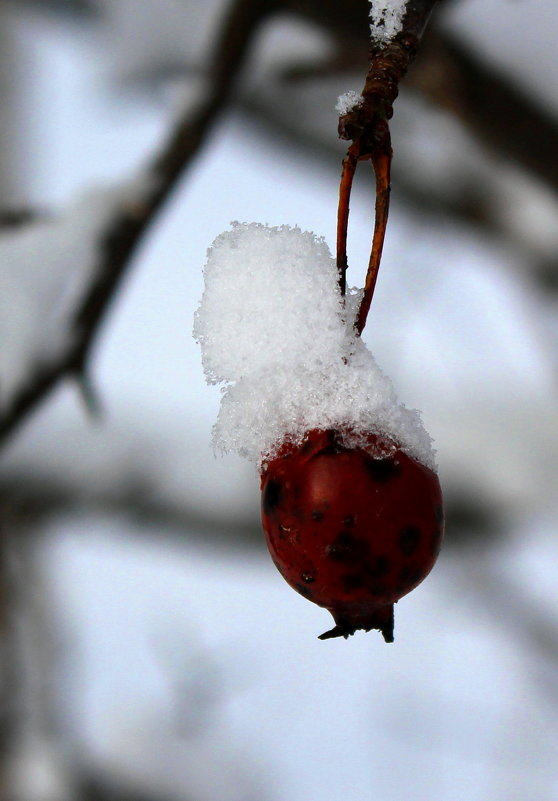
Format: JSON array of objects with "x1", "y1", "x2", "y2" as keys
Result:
[
  {"x1": 335, "y1": 90, "x2": 364, "y2": 116},
  {"x1": 369, "y1": 1, "x2": 407, "y2": 43},
  {"x1": 368, "y1": 0, "x2": 440, "y2": 45},
  {"x1": 369, "y1": 0, "x2": 440, "y2": 48}
]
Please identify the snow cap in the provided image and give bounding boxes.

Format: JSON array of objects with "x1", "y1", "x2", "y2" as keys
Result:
[{"x1": 194, "y1": 222, "x2": 435, "y2": 469}]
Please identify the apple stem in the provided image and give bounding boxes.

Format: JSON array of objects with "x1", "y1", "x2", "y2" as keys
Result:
[
  {"x1": 336, "y1": 17, "x2": 435, "y2": 335},
  {"x1": 336, "y1": 143, "x2": 360, "y2": 298},
  {"x1": 355, "y1": 129, "x2": 392, "y2": 336},
  {"x1": 336, "y1": 111, "x2": 392, "y2": 336}
]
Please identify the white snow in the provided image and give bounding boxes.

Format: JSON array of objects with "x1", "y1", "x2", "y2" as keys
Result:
[
  {"x1": 369, "y1": 1, "x2": 407, "y2": 42},
  {"x1": 194, "y1": 222, "x2": 435, "y2": 468},
  {"x1": 336, "y1": 90, "x2": 364, "y2": 115}
]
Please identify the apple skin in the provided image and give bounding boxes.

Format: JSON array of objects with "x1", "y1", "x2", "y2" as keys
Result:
[{"x1": 260, "y1": 428, "x2": 444, "y2": 641}]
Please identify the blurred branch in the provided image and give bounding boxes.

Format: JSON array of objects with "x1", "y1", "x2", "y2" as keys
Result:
[
  {"x1": 409, "y1": 27, "x2": 558, "y2": 194},
  {"x1": 80, "y1": 775, "x2": 189, "y2": 801},
  {"x1": 0, "y1": 527, "x2": 20, "y2": 790},
  {"x1": 0, "y1": 518, "x2": 76, "y2": 801},
  {"x1": 0, "y1": 209, "x2": 42, "y2": 228},
  {"x1": 466, "y1": 558, "x2": 558, "y2": 714},
  {"x1": 1, "y1": 473, "x2": 261, "y2": 548},
  {"x1": 0, "y1": 0, "x2": 270, "y2": 447},
  {"x1": 5, "y1": 0, "x2": 97, "y2": 17}
]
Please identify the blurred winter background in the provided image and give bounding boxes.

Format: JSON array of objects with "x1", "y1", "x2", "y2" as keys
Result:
[{"x1": 0, "y1": 0, "x2": 557, "y2": 799}]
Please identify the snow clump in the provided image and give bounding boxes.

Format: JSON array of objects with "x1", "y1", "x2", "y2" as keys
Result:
[
  {"x1": 193, "y1": 222, "x2": 435, "y2": 469},
  {"x1": 369, "y1": 1, "x2": 407, "y2": 42},
  {"x1": 336, "y1": 91, "x2": 364, "y2": 116}
]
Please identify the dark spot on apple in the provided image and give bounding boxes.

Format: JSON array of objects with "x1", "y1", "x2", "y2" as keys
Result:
[
  {"x1": 365, "y1": 554, "x2": 391, "y2": 578},
  {"x1": 326, "y1": 532, "x2": 370, "y2": 563},
  {"x1": 398, "y1": 526, "x2": 421, "y2": 556},
  {"x1": 368, "y1": 582, "x2": 389, "y2": 597},
  {"x1": 263, "y1": 480, "x2": 282, "y2": 514},
  {"x1": 343, "y1": 572, "x2": 366, "y2": 591},
  {"x1": 365, "y1": 457, "x2": 400, "y2": 483}
]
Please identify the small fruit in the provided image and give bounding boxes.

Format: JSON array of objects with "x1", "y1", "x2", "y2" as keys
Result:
[{"x1": 261, "y1": 428, "x2": 443, "y2": 641}]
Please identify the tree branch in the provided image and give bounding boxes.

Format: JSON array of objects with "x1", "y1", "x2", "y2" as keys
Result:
[
  {"x1": 262, "y1": 0, "x2": 558, "y2": 214},
  {"x1": 0, "y1": 209, "x2": 42, "y2": 228},
  {"x1": 336, "y1": 0, "x2": 443, "y2": 334},
  {"x1": 0, "y1": 0, "x2": 271, "y2": 446}
]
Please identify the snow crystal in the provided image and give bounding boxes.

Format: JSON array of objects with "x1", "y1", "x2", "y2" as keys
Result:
[
  {"x1": 194, "y1": 223, "x2": 435, "y2": 469},
  {"x1": 336, "y1": 91, "x2": 364, "y2": 116},
  {"x1": 193, "y1": 223, "x2": 346, "y2": 384},
  {"x1": 369, "y1": 1, "x2": 407, "y2": 42}
]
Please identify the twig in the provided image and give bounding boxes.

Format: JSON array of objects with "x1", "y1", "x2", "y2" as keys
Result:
[
  {"x1": 336, "y1": 0, "x2": 441, "y2": 335},
  {"x1": 0, "y1": 209, "x2": 42, "y2": 228},
  {"x1": 289, "y1": 0, "x2": 558, "y2": 202}
]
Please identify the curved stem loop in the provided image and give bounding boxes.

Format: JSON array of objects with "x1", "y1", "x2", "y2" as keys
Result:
[
  {"x1": 336, "y1": 122, "x2": 392, "y2": 336},
  {"x1": 355, "y1": 139, "x2": 391, "y2": 336}
]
